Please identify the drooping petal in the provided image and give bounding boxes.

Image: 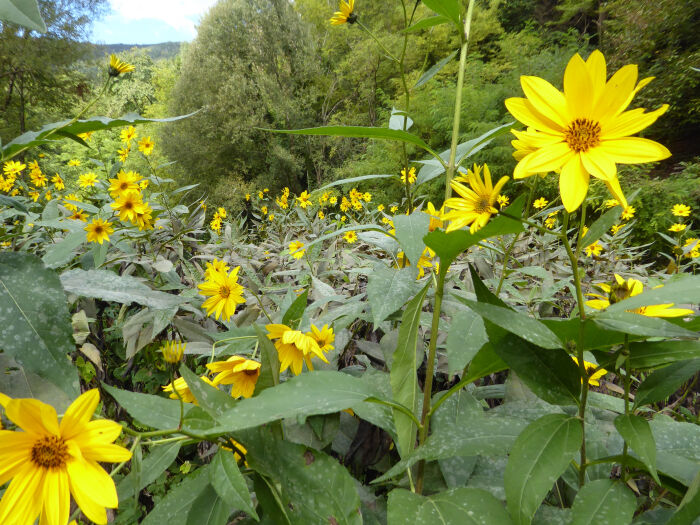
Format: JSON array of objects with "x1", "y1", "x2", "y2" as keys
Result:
[
  {"x1": 559, "y1": 155, "x2": 590, "y2": 212},
  {"x1": 603, "y1": 176, "x2": 628, "y2": 209},
  {"x1": 60, "y1": 389, "x2": 100, "y2": 439},
  {"x1": 598, "y1": 137, "x2": 671, "y2": 164},
  {"x1": 505, "y1": 97, "x2": 565, "y2": 135},
  {"x1": 6, "y1": 398, "x2": 59, "y2": 436},
  {"x1": 68, "y1": 470, "x2": 108, "y2": 525},
  {"x1": 564, "y1": 53, "x2": 594, "y2": 119},
  {"x1": 602, "y1": 104, "x2": 668, "y2": 139},
  {"x1": 521, "y1": 75, "x2": 571, "y2": 128},
  {"x1": 581, "y1": 147, "x2": 617, "y2": 181}
]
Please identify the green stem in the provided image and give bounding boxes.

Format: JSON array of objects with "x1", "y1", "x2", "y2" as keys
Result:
[
  {"x1": 398, "y1": 0, "x2": 413, "y2": 214},
  {"x1": 356, "y1": 20, "x2": 399, "y2": 62},
  {"x1": 365, "y1": 397, "x2": 423, "y2": 429},
  {"x1": 444, "y1": 0, "x2": 475, "y2": 200},
  {"x1": 415, "y1": 263, "x2": 447, "y2": 494},
  {"x1": 621, "y1": 334, "x2": 631, "y2": 480},
  {"x1": 110, "y1": 436, "x2": 141, "y2": 478}
]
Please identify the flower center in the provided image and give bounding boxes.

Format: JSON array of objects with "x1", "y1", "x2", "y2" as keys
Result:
[
  {"x1": 474, "y1": 196, "x2": 492, "y2": 214},
  {"x1": 565, "y1": 118, "x2": 601, "y2": 152},
  {"x1": 244, "y1": 369, "x2": 258, "y2": 376},
  {"x1": 31, "y1": 435, "x2": 69, "y2": 469},
  {"x1": 219, "y1": 285, "x2": 230, "y2": 298},
  {"x1": 94, "y1": 226, "x2": 104, "y2": 234}
]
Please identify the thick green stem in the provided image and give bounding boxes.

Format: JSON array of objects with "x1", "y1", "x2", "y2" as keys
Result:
[
  {"x1": 415, "y1": 264, "x2": 447, "y2": 494},
  {"x1": 444, "y1": 0, "x2": 475, "y2": 200},
  {"x1": 621, "y1": 334, "x2": 631, "y2": 480}
]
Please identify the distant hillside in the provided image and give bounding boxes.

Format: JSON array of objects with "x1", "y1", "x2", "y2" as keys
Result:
[{"x1": 92, "y1": 42, "x2": 182, "y2": 61}]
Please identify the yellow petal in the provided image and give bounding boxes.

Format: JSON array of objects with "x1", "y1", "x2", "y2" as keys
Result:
[
  {"x1": 60, "y1": 389, "x2": 99, "y2": 439},
  {"x1": 521, "y1": 75, "x2": 571, "y2": 128},
  {"x1": 602, "y1": 104, "x2": 668, "y2": 140},
  {"x1": 6, "y1": 398, "x2": 59, "y2": 436},
  {"x1": 603, "y1": 176, "x2": 628, "y2": 209},
  {"x1": 564, "y1": 53, "x2": 593, "y2": 118},
  {"x1": 517, "y1": 142, "x2": 575, "y2": 176},
  {"x1": 585, "y1": 50, "x2": 607, "y2": 106},
  {"x1": 559, "y1": 155, "x2": 590, "y2": 212},
  {"x1": 593, "y1": 64, "x2": 638, "y2": 124},
  {"x1": 505, "y1": 97, "x2": 565, "y2": 135},
  {"x1": 581, "y1": 148, "x2": 617, "y2": 181},
  {"x1": 42, "y1": 469, "x2": 70, "y2": 525},
  {"x1": 598, "y1": 137, "x2": 671, "y2": 164},
  {"x1": 0, "y1": 463, "x2": 45, "y2": 524},
  {"x1": 67, "y1": 458, "x2": 118, "y2": 508}
]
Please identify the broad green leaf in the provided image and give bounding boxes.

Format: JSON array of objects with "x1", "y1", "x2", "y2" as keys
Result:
[
  {"x1": 41, "y1": 230, "x2": 85, "y2": 269},
  {"x1": 60, "y1": 268, "x2": 185, "y2": 310},
  {"x1": 570, "y1": 479, "x2": 637, "y2": 525},
  {"x1": 317, "y1": 173, "x2": 395, "y2": 192},
  {"x1": 463, "y1": 343, "x2": 508, "y2": 382},
  {"x1": 0, "y1": 353, "x2": 72, "y2": 411},
  {"x1": 629, "y1": 341, "x2": 700, "y2": 369},
  {"x1": 390, "y1": 283, "x2": 429, "y2": 457},
  {"x1": 252, "y1": 474, "x2": 292, "y2": 525},
  {"x1": 542, "y1": 318, "x2": 629, "y2": 350},
  {"x1": 210, "y1": 449, "x2": 258, "y2": 520},
  {"x1": 581, "y1": 206, "x2": 623, "y2": 246},
  {"x1": 425, "y1": 195, "x2": 525, "y2": 266},
  {"x1": 393, "y1": 211, "x2": 430, "y2": 266},
  {"x1": 367, "y1": 264, "x2": 420, "y2": 326},
  {"x1": 103, "y1": 383, "x2": 193, "y2": 430},
  {"x1": 281, "y1": 288, "x2": 308, "y2": 328},
  {"x1": 201, "y1": 371, "x2": 381, "y2": 435},
  {"x1": 2, "y1": 111, "x2": 199, "y2": 160},
  {"x1": 492, "y1": 335, "x2": 580, "y2": 405},
  {"x1": 455, "y1": 299, "x2": 563, "y2": 349},
  {"x1": 0, "y1": 0, "x2": 46, "y2": 32},
  {"x1": 650, "y1": 416, "x2": 700, "y2": 486},
  {"x1": 186, "y1": 485, "x2": 231, "y2": 525},
  {"x1": 667, "y1": 469, "x2": 700, "y2": 525},
  {"x1": 254, "y1": 324, "x2": 280, "y2": 395},
  {"x1": 469, "y1": 264, "x2": 509, "y2": 307},
  {"x1": 634, "y1": 359, "x2": 700, "y2": 409},
  {"x1": 446, "y1": 308, "x2": 487, "y2": 375},
  {"x1": 593, "y1": 311, "x2": 697, "y2": 339},
  {"x1": 262, "y1": 125, "x2": 442, "y2": 159},
  {"x1": 141, "y1": 466, "x2": 210, "y2": 525},
  {"x1": 615, "y1": 414, "x2": 659, "y2": 483},
  {"x1": 414, "y1": 50, "x2": 457, "y2": 89},
  {"x1": 288, "y1": 223, "x2": 393, "y2": 253},
  {"x1": 118, "y1": 442, "x2": 182, "y2": 501},
  {"x1": 505, "y1": 414, "x2": 583, "y2": 525},
  {"x1": 179, "y1": 364, "x2": 236, "y2": 418},
  {"x1": 403, "y1": 15, "x2": 450, "y2": 33},
  {"x1": 421, "y1": 0, "x2": 461, "y2": 26},
  {"x1": 388, "y1": 487, "x2": 513, "y2": 524},
  {"x1": 603, "y1": 275, "x2": 700, "y2": 314},
  {"x1": 0, "y1": 252, "x2": 79, "y2": 398},
  {"x1": 0, "y1": 194, "x2": 28, "y2": 212},
  {"x1": 244, "y1": 428, "x2": 362, "y2": 525}
]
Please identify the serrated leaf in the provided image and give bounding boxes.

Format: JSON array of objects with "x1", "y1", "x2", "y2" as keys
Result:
[
  {"x1": 570, "y1": 479, "x2": 636, "y2": 525},
  {"x1": 179, "y1": 364, "x2": 236, "y2": 418},
  {"x1": 582, "y1": 207, "x2": 623, "y2": 246},
  {"x1": 367, "y1": 264, "x2": 420, "y2": 326}
]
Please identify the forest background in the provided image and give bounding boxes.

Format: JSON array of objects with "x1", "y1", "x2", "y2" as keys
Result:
[{"x1": 1, "y1": 0, "x2": 698, "y2": 253}]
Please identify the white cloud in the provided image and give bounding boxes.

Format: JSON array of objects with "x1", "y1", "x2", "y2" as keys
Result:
[{"x1": 109, "y1": 0, "x2": 218, "y2": 38}]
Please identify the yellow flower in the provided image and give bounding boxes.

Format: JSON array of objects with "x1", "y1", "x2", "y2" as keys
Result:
[
  {"x1": 45, "y1": 191, "x2": 52, "y2": 201},
  {"x1": 135, "y1": 202, "x2": 154, "y2": 231},
  {"x1": 321, "y1": 192, "x2": 329, "y2": 202},
  {"x1": 137, "y1": 136, "x2": 155, "y2": 155},
  {"x1": 77, "y1": 131, "x2": 93, "y2": 141},
  {"x1": 258, "y1": 191, "x2": 265, "y2": 200},
  {"x1": 51, "y1": 174, "x2": 65, "y2": 190},
  {"x1": 296, "y1": 190, "x2": 312, "y2": 209},
  {"x1": 497, "y1": 195, "x2": 510, "y2": 208},
  {"x1": 572, "y1": 357, "x2": 607, "y2": 386},
  {"x1": 111, "y1": 190, "x2": 146, "y2": 224},
  {"x1": 117, "y1": 146, "x2": 130, "y2": 162},
  {"x1": 210, "y1": 216, "x2": 222, "y2": 233},
  {"x1": 621, "y1": 206, "x2": 636, "y2": 220},
  {"x1": 390, "y1": 205, "x2": 399, "y2": 213},
  {"x1": 3, "y1": 160, "x2": 25, "y2": 176},
  {"x1": 400, "y1": 166, "x2": 417, "y2": 184},
  {"x1": 584, "y1": 241, "x2": 603, "y2": 257},
  {"x1": 198, "y1": 266, "x2": 246, "y2": 321},
  {"x1": 308, "y1": 324, "x2": 334, "y2": 353},
  {"x1": 341, "y1": 216, "x2": 347, "y2": 222},
  {"x1": 67, "y1": 159, "x2": 81, "y2": 167},
  {"x1": 684, "y1": 238, "x2": 699, "y2": 258},
  {"x1": 120, "y1": 126, "x2": 137, "y2": 143},
  {"x1": 268, "y1": 213, "x2": 275, "y2": 221},
  {"x1": 261, "y1": 206, "x2": 268, "y2": 216},
  {"x1": 317, "y1": 211, "x2": 324, "y2": 219},
  {"x1": 69, "y1": 209, "x2": 88, "y2": 221},
  {"x1": 204, "y1": 258, "x2": 230, "y2": 279},
  {"x1": 586, "y1": 274, "x2": 694, "y2": 317},
  {"x1": 397, "y1": 247, "x2": 435, "y2": 279},
  {"x1": 0, "y1": 390, "x2": 131, "y2": 525},
  {"x1": 668, "y1": 223, "x2": 686, "y2": 233},
  {"x1": 603, "y1": 199, "x2": 620, "y2": 209},
  {"x1": 289, "y1": 240, "x2": 305, "y2": 259},
  {"x1": 505, "y1": 50, "x2": 670, "y2": 212},
  {"x1": 245, "y1": 193, "x2": 251, "y2": 201},
  {"x1": 671, "y1": 204, "x2": 691, "y2": 217},
  {"x1": 340, "y1": 197, "x2": 351, "y2": 212},
  {"x1": 377, "y1": 204, "x2": 385, "y2": 212},
  {"x1": 610, "y1": 224, "x2": 623, "y2": 235},
  {"x1": 265, "y1": 324, "x2": 328, "y2": 375},
  {"x1": 330, "y1": 196, "x2": 338, "y2": 205},
  {"x1": 424, "y1": 202, "x2": 444, "y2": 232},
  {"x1": 78, "y1": 172, "x2": 98, "y2": 188},
  {"x1": 63, "y1": 194, "x2": 81, "y2": 211},
  {"x1": 30, "y1": 170, "x2": 47, "y2": 188},
  {"x1": 28, "y1": 190, "x2": 40, "y2": 202},
  {"x1": 207, "y1": 356, "x2": 261, "y2": 398},
  {"x1": 545, "y1": 217, "x2": 557, "y2": 229},
  {"x1": 443, "y1": 163, "x2": 509, "y2": 234},
  {"x1": 108, "y1": 54, "x2": 134, "y2": 76},
  {"x1": 533, "y1": 197, "x2": 548, "y2": 209},
  {"x1": 344, "y1": 230, "x2": 358, "y2": 243},
  {"x1": 363, "y1": 192, "x2": 372, "y2": 202},
  {"x1": 330, "y1": 0, "x2": 356, "y2": 25},
  {"x1": 85, "y1": 218, "x2": 114, "y2": 244},
  {"x1": 161, "y1": 340, "x2": 186, "y2": 363},
  {"x1": 108, "y1": 170, "x2": 140, "y2": 198},
  {"x1": 163, "y1": 376, "x2": 218, "y2": 404},
  {"x1": 217, "y1": 207, "x2": 227, "y2": 219}
]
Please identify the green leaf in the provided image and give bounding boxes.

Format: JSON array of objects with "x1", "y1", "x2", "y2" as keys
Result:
[
  {"x1": 668, "y1": 469, "x2": 700, "y2": 525},
  {"x1": 201, "y1": 371, "x2": 381, "y2": 435},
  {"x1": 603, "y1": 275, "x2": 700, "y2": 314},
  {"x1": 634, "y1": 359, "x2": 700, "y2": 409},
  {"x1": 281, "y1": 288, "x2": 308, "y2": 328},
  {"x1": 103, "y1": 383, "x2": 193, "y2": 430},
  {"x1": 393, "y1": 211, "x2": 431, "y2": 266},
  {"x1": 0, "y1": 353, "x2": 72, "y2": 411},
  {"x1": 317, "y1": 173, "x2": 395, "y2": 191},
  {"x1": 254, "y1": 324, "x2": 280, "y2": 395},
  {"x1": 210, "y1": 449, "x2": 258, "y2": 520},
  {"x1": 593, "y1": 311, "x2": 697, "y2": 339},
  {"x1": 2, "y1": 111, "x2": 198, "y2": 160},
  {"x1": 261, "y1": 125, "x2": 442, "y2": 159},
  {"x1": 425, "y1": 195, "x2": 525, "y2": 267},
  {"x1": 570, "y1": 479, "x2": 637, "y2": 525},
  {"x1": 186, "y1": 485, "x2": 231, "y2": 525},
  {"x1": 244, "y1": 428, "x2": 362, "y2": 525},
  {"x1": 390, "y1": 283, "x2": 430, "y2": 457},
  {"x1": 367, "y1": 264, "x2": 420, "y2": 326},
  {"x1": 289, "y1": 223, "x2": 393, "y2": 253},
  {"x1": 0, "y1": 0, "x2": 46, "y2": 32},
  {"x1": 414, "y1": 50, "x2": 457, "y2": 89},
  {"x1": 463, "y1": 343, "x2": 508, "y2": 382},
  {"x1": 446, "y1": 308, "x2": 487, "y2": 375},
  {"x1": 581, "y1": 206, "x2": 623, "y2": 246},
  {"x1": 118, "y1": 442, "x2": 182, "y2": 501},
  {"x1": 455, "y1": 299, "x2": 563, "y2": 349},
  {"x1": 179, "y1": 364, "x2": 236, "y2": 418},
  {"x1": 60, "y1": 268, "x2": 185, "y2": 310},
  {"x1": 41, "y1": 230, "x2": 85, "y2": 269},
  {"x1": 491, "y1": 335, "x2": 580, "y2": 405},
  {"x1": 0, "y1": 193, "x2": 28, "y2": 212},
  {"x1": 421, "y1": 0, "x2": 461, "y2": 26},
  {"x1": 141, "y1": 466, "x2": 210, "y2": 525},
  {"x1": 0, "y1": 252, "x2": 79, "y2": 398},
  {"x1": 505, "y1": 414, "x2": 583, "y2": 525},
  {"x1": 388, "y1": 487, "x2": 514, "y2": 524},
  {"x1": 615, "y1": 414, "x2": 660, "y2": 483},
  {"x1": 403, "y1": 15, "x2": 450, "y2": 33},
  {"x1": 629, "y1": 341, "x2": 700, "y2": 369}
]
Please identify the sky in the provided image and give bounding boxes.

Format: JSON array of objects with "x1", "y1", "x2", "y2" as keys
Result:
[{"x1": 90, "y1": 0, "x2": 219, "y2": 45}]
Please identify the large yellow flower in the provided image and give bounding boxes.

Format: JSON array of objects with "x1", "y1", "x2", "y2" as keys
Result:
[
  {"x1": 505, "y1": 50, "x2": 670, "y2": 212},
  {"x1": 266, "y1": 324, "x2": 328, "y2": 375},
  {"x1": 108, "y1": 54, "x2": 134, "y2": 76},
  {"x1": 443, "y1": 163, "x2": 509, "y2": 233},
  {"x1": 108, "y1": 170, "x2": 140, "y2": 198},
  {"x1": 207, "y1": 356, "x2": 261, "y2": 399},
  {"x1": 0, "y1": 390, "x2": 131, "y2": 525},
  {"x1": 198, "y1": 266, "x2": 246, "y2": 321},
  {"x1": 111, "y1": 190, "x2": 145, "y2": 224},
  {"x1": 586, "y1": 274, "x2": 694, "y2": 317},
  {"x1": 330, "y1": 0, "x2": 356, "y2": 25},
  {"x1": 85, "y1": 218, "x2": 114, "y2": 244}
]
